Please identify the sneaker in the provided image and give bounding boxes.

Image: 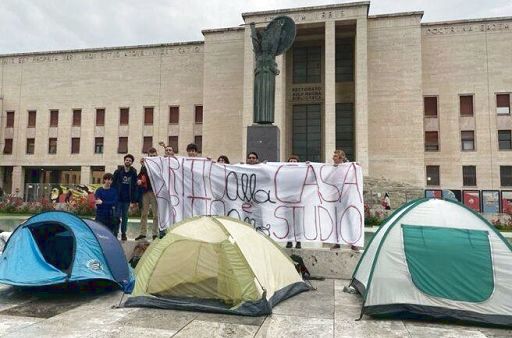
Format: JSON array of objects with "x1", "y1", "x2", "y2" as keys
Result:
[
  {"x1": 135, "y1": 235, "x2": 146, "y2": 241},
  {"x1": 152, "y1": 235, "x2": 158, "y2": 240},
  {"x1": 295, "y1": 242, "x2": 302, "y2": 249},
  {"x1": 330, "y1": 244, "x2": 341, "y2": 250},
  {"x1": 351, "y1": 245, "x2": 360, "y2": 252},
  {"x1": 286, "y1": 242, "x2": 293, "y2": 248},
  {"x1": 121, "y1": 233, "x2": 127, "y2": 241}
]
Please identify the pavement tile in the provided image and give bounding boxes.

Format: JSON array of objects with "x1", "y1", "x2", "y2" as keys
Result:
[
  {"x1": 403, "y1": 322, "x2": 486, "y2": 338},
  {"x1": 0, "y1": 315, "x2": 43, "y2": 336},
  {"x1": 174, "y1": 319, "x2": 258, "y2": 338},
  {"x1": 195, "y1": 311, "x2": 265, "y2": 326},
  {"x1": 87, "y1": 325, "x2": 177, "y2": 337},
  {"x1": 255, "y1": 314, "x2": 333, "y2": 338},
  {"x1": 116, "y1": 308, "x2": 197, "y2": 331},
  {"x1": 335, "y1": 317, "x2": 409, "y2": 338}
]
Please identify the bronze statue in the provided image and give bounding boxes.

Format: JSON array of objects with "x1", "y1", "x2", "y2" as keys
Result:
[{"x1": 250, "y1": 16, "x2": 296, "y2": 124}]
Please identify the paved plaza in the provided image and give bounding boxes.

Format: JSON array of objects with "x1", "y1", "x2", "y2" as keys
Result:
[{"x1": 0, "y1": 279, "x2": 511, "y2": 337}]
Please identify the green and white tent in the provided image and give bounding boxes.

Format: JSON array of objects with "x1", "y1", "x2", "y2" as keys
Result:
[
  {"x1": 125, "y1": 216, "x2": 310, "y2": 316},
  {"x1": 351, "y1": 198, "x2": 512, "y2": 327}
]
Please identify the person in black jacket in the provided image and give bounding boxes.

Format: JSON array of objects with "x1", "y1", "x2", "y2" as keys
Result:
[{"x1": 113, "y1": 154, "x2": 138, "y2": 241}]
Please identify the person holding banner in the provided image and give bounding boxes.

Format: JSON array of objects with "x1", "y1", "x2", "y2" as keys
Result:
[
  {"x1": 332, "y1": 149, "x2": 350, "y2": 250},
  {"x1": 186, "y1": 143, "x2": 199, "y2": 157},
  {"x1": 247, "y1": 152, "x2": 259, "y2": 165},
  {"x1": 136, "y1": 148, "x2": 159, "y2": 241},
  {"x1": 286, "y1": 155, "x2": 302, "y2": 249},
  {"x1": 217, "y1": 155, "x2": 230, "y2": 164}
]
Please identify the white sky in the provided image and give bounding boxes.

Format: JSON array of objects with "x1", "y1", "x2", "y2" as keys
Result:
[{"x1": 0, "y1": 0, "x2": 511, "y2": 54}]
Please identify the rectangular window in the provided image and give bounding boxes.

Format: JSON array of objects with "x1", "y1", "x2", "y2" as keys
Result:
[
  {"x1": 120, "y1": 108, "x2": 129, "y2": 125},
  {"x1": 96, "y1": 108, "x2": 105, "y2": 126},
  {"x1": 463, "y1": 166, "x2": 477, "y2": 186},
  {"x1": 6, "y1": 111, "x2": 14, "y2": 128},
  {"x1": 498, "y1": 130, "x2": 512, "y2": 150},
  {"x1": 497, "y1": 94, "x2": 510, "y2": 115},
  {"x1": 500, "y1": 166, "x2": 512, "y2": 186},
  {"x1": 424, "y1": 97, "x2": 438, "y2": 117},
  {"x1": 28, "y1": 110, "x2": 36, "y2": 127},
  {"x1": 50, "y1": 110, "x2": 59, "y2": 127},
  {"x1": 168, "y1": 136, "x2": 178, "y2": 153},
  {"x1": 460, "y1": 95, "x2": 473, "y2": 116},
  {"x1": 94, "y1": 137, "x2": 104, "y2": 154},
  {"x1": 335, "y1": 40, "x2": 354, "y2": 82},
  {"x1": 26, "y1": 138, "x2": 35, "y2": 154},
  {"x1": 71, "y1": 137, "x2": 80, "y2": 154},
  {"x1": 169, "y1": 106, "x2": 179, "y2": 124},
  {"x1": 461, "y1": 130, "x2": 475, "y2": 151},
  {"x1": 142, "y1": 136, "x2": 153, "y2": 153},
  {"x1": 144, "y1": 107, "x2": 154, "y2": 125},
  {"x1": 72, "y1": 109, "x2": 81, "y2": 126},
  {"x1": 425, "y1": 131, "x2": 439, "y2": 151},
  {"x1": 118, "y1": 137, "x2": 128, "y2": 153},
  {"x1": 426, "y1": 165, "x2": 440, "y2": 186},
  {"x1": 194, "y1": 136, "x2": 202, "y2": 153},
  {"x1": 293, "y1": 46, "x2": 321, "y2": 84},
  {"x1": 3, "y1": 138, "x2": 13, "y2": 154},
  {"x1": 195, "y1": 105, "x2": 203, "y2": 124},
  {"x1": 48, "y1": 138, "x2": 57, "y2": 154}
]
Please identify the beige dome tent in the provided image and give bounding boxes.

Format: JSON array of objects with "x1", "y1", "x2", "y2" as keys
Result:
[
  {"x1": 351, "y1": 198, "x2": 512, "y2": 327},
  {"x1": 125, "y1": 216, "x2": 310, "y2": 315}
]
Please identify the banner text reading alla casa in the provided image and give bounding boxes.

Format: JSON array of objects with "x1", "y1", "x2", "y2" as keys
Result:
[{"x1": 145, "y1": 157, "x2": 364, "y2": 246}]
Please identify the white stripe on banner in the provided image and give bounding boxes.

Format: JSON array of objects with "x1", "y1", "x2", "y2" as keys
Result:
[{"x1": 145, "y1": 156, "x2": 364, "y2": 246}]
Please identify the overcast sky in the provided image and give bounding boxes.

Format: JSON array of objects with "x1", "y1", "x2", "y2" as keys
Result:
[{"x1": 1, "y1": 0, "x2": 511, "y2": 54}]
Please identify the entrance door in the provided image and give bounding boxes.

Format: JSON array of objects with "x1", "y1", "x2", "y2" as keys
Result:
[{"x1": 292, "y1": 104, "x2": 321, "y2": 162}]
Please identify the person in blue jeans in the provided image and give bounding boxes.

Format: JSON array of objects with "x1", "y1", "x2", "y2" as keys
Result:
[
  {"x1": 113, "y1": 154, "x2": 138, "y2": 241},
  {"x1": 94, "y1": 173, "x2": 118, "y2": 234}
]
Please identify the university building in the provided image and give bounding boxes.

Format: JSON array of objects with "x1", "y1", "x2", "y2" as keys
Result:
[{"x1": 0, "y1": 1, "x2": 511, "y2": 204}]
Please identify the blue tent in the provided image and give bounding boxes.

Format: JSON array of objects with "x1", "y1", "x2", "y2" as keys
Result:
[{"x1": 0, "y1": 211, "x2": 134, "y2": 292}]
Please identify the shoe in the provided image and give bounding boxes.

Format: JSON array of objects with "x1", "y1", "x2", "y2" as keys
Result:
[
  {"x1": 351, "y1": 245, "x2": 360, "y2": 252},
  {"x1": 121, "y1": 233, "x2": 127, "y2": 241},
  {"x1": 331, "y1": 244, "x2": 341, "y2": 250},
  {"x1": 286, "y1": 242, "x2": 293, "y2": 248},
  {"x1": 135, "y1": 235, "x2": 146, "y2": 241},
  {"x1": 152, "y1": 235, "x2": 158, "y2": 240},
  {"x1": 295, "y1": 242, "x2": 301, "y2": 249}
]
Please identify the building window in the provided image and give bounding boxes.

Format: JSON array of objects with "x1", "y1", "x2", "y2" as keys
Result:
[
  {"x1": 460, "y1": 95, "x2": 473, "y2": 116},
  {"x1": 118, "y1": 137, "x2": 128, "y2": 153},
  {"x1": 335, "y1": 40, "x2": 354, "y2": 82},
  {"x1": 48, "y1": 138, "x2": 57, "y2": 154},
  {"x1": 461, "y1": 131, "x2": 475, "y2": 151},
  {"x1": 425, "y1": 131, "x2": 439, "y2": 151},
  {"x1": 96, "y1": 108, "x2": 105, "y2": 126},
  {"x1": 501, "y1": 166, "x2": 512, "y2": 186},
  {"x1": 194, "y1": 136, "x2": 202, "y2": 153},
  {"x1": 293, "y1": 46, "x2": 321, "y2": 84},
  {"x1": 144, "y1": 107, "x2": 154, "y2": 125},
  {"x1": 426, "y1": 165, "x2": 440, "y2": 186},
  {"x1": 142, "y1": 136, "x2": 153, "y2": 153},
  {"x1": 71, "y1": 138, "x2": 80, "y2": 154},
  {"x1": 462, "y1": 166, "x2": 477, "y2": 186},
  {"x1": 424, "y1": 97, "x2": 438, "y2": 117},
  {"x1": 28, "y1": 110, "x2": 36, "y2": 127},
  {"x1": 94, "y1": 137, "x2": 104, "y2": 154},
  {"x1": 498, "y1": 130, "x2": 512, "y2": 150},
  {"x1": 195, "y1": 105, "x2": 203, "y2": 124},
  {"x1": 120, "y1": 108, "x2": 129, "y2": 125},
  {"x1": 497, "y1": 94, "x2": 510, "y2": 115},
  {"x1": 26, "y1": 138, "x2": 35, "y2": 154},
  {"x1": 50, "y1": 110, "x2": 59, "y2": 127},
  {"x1": 3, "y1": 138, "x2": 13, "y2": 154},
  {"x1": 6, "y1": 111, "x2": 14, "y2": 128},
  {"x1": 72, "y1": 109, "x2": 81, "y2": 126},
  {"x1": 168, "y1": 136, "x2": 178, "y2": 153},
  {"x1": 169, "y1": 106, "x2": 179, "y2": 124}
]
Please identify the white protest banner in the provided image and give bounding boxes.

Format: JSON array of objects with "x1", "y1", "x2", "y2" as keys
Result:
[{"x1": 145, "y1": 157, "x2": 364, "y2": 246}]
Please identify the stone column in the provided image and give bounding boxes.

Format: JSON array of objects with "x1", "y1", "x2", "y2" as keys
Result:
[
  {"x1": 12, "y1": 166, "x2": 24, "y2": 198},
  {"x1": 80, "y1": 166, "x2": 91, "y2": 185},
  {"x1": 275, "y1": 53, "x2": 287, "y2": 161},
  {"x1": 324, "y1": 21, "x2": 336, "y2": 161},
  {"x1": 242, "y1": 25, "x2": 256, "y2": 160},
  {"x1": 355, "y1": 17, "x2": 369, "y2": 171}
]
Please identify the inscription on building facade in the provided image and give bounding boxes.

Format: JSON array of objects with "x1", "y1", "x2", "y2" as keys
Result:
[
  {"x1": 425, "y1": 22, "x2": 511, "y2": 35},
  {"x1": 290, "y1": 86, "x2": 323, "y2": 103}
]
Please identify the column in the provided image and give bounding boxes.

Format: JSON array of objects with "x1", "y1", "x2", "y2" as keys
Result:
[
  {"x1": 241, "y1": 25, "x2": 256, "y2": 160},
  {"x1": 12, "y1": 166, "x2": 24, "y2": 198},
  {"x1": 275, "y1": 53, "x2": 287, "y2": 161},
  {"x1": 324, "y1": 21, "x2": 336, "y2": 161},
  {"x1": 80, "y1": 166, "x2": 91, "y2": 185},
  {"x1": 355, "y1": 18, "x2": 369, "y2": 171}
]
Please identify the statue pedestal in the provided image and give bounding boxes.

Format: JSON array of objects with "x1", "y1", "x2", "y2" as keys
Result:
[{"x1": 247, "y1": 125, "x2": 280, "y2": 162}]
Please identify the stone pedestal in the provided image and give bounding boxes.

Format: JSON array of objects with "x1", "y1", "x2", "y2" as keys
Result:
[{"x1": 247, "y1": 125, "x2": 280, "y2": 162}]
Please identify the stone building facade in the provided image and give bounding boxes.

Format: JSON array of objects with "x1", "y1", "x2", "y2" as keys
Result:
[{"x1": 1, "y1": 1, "x2": 512, "y2": 201}]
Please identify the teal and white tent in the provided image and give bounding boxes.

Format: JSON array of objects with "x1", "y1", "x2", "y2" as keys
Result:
[{"x1": 351, "y1": 198, "x2": 512, "y2": 327}]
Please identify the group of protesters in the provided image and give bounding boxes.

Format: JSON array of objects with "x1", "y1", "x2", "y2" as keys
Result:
[{"x1": 93, "y1": 143, "x2": 350, "y2": 247}]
